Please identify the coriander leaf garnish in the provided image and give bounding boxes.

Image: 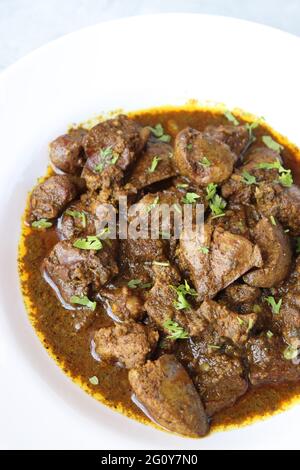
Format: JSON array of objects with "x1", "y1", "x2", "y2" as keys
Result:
[
  {"x1": 224, "y1": 110, "x2": 239, "y2": 126},
  {"x1": 199, "y1": 156, "x2": 211, "y2": 167},
  {"x1": 94, "y1": 146, "x2": 119, "y2": 172},
  {"x1": 296, "y1": 238, "x2": 300, "y2": 254},
  {"x1": 73, "y1": 235, "x2": 102, "y2": 250},
  {"x1": 176, "y1": 183, "x2": 189, "y2": 189},
  {"x1": 209, "y1": 194, "x2": 227, "y2": 217},
  {"x1": 97, "y1": 227, "x2": 111, "y2": 239},
  {"x1": 283, "y1": 345, "x2": 298, "y2": 361},
  {"x1": 247, "y1": 318, "x2": 255, "y2": 333},
  {"x1": 145, "y1": 196, "x2": 160, "y2": 213},
  {"x1": 270, "y1": 215, "x2": 277, "y2": 226},
  {"x1": 127, "y1": 279, "x2": 152, "y2": 289},
  {"x1": 237, "y1": 316, "x2": 244, "y2": 326},
  {"x1": 147, "y1": 156, "x2": 161, "y2": 173},
  {"x1": 206, "y1": 183, "x2": 218, "y2": 201},
  {"x1": 187, "y1": 143, "x2": 193, "y2": 151},
  {"x1": 241, "y1": 171, "x2": 257, "y2": 186},
  {"x1": 65, "y1": 209, "x2": 87, "y2": 228},
  {"x1": 256, "y1": 158, "x2": 293, "y2": 188},
  {"x1": 89, "y1": 376, "x2": 99, "y2": 385},
  {"x1": 70, "y1": 295, "x2": 96, "y2": 311},
  {"x1": 170, "y1": 280, "x2": 197, "y2": 311},
  {"x1": 173, "y1": 203, "x2": 182, "y2": 214},
  {"x1": 152, "y1": 261, "x2": 170, "y2": 267},
  {"x1": 148, "y1": 123, "x2": 171, "y2": 142},
  {"x1": 182, "y1": 192, "x2": 201, "y2": 204},
  {"x1": 198, "y1": 246, "x2": 209, "y2": 254},
  {"x1": 163, "y1": 319, "x2": 189, "y2": 340},
  {"x1": 265, "y1": 296, "x2": 282, "y2": 315},
  {"x1": 262, "y1": 135, "x2": 284, "y2": 153},
  {"x1": 278, "y1": 169, "x2": 293, "y2": 188},
  {"x1": 32, "y1": 218, "x2": 52, "y2": 229},
  {"x1": 208, "y1": 344, "x2": 221, "y2": 350},
  {"x1": 245, "y1": 121, "x2": 260, "y2": 142},
  {"x1": 266, "y1": 330, "x2": 274, "y2": 339}
]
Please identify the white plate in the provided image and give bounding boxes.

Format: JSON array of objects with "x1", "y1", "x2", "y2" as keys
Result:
[{"x1": 0, "y1": 13, "x2": 300, "y2": 450}]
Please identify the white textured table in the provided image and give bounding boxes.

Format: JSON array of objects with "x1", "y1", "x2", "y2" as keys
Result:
[{"x1": 1, "y1": 0, "x2": 300, "y2": 71}]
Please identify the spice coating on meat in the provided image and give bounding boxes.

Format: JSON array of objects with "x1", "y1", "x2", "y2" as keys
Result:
[{"x1": 128, "y1": 354, "x2": 209, "y2": 437}]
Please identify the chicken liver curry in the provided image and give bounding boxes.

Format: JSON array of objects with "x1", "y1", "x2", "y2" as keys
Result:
[{"x1": 19, "y1": 106, "x2": 300, "y2": 438}]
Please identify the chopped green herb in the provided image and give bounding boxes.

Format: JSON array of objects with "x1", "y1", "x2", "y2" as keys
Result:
[
  {"x1": 208, "y1": 344, "x2": 221, "y2": 350},
  {"x1": 247, "y1": 318, "x2": 255, "y2": 333},
  {"x1": 270, "y1": 215, "x2": 277, "y2": 226},
  {"x1": 73, "y1": 235, "x2": 102, "y2": 251},
  {"x1": 206, "y1": 183, "x2": 218, "y2": 201},
  {"x1": 173, "y1": 203, "x2": 182, "y2": 214},
  {"x1": 278, "y1": 170, "x2": 293, "y2": 188},
  {"x1": 147, "y1": 156, "x2": 161, "y2": 173},
  {"x1": 198, "y1": 246, "x2": 209, "y2": 255},
  {"x1": 262, "y1": 135, "x2": 284, "y2": 153},
  {"x1": 170, "y1": 280, "x2": 197, "y2": 311},
  {"x1": 145, "y1": 196, "x2": 160, "y2": 213},
  {"x1": 200, "y1": 362, "x2": 210, "y2": 372},
  {"x1": 245, "y1": 121, "x2": 260, "y2": 142},
  {"x1": 94, "y1": 146, "x2": 119, "y2": 172},
  {"x1": 224, "y1": 110, "x2": 239, "y2": 126},
  {"x1": 241, "y1": 171, "x2": 257, "y2": 186},
  {"x1": 296, "y1": 238, "x2": 300, "y2": 254},
  {"x1": 70, "y1": 295, "x2": 96, "y2": 311},
  {"x1": 97, "y1": 227, "x2": 111, "y2": 239},
  {"x1": 266, "y1": 330, "x2": 274, "y2": 339},
  {"x1": 127, "y1": 279, "x2": 152, "y2": 289},
  {"x1": 237, "y1": 316, "x2": 244, "y2": 326},
  {"x1": 265, "y1": 296, "x2": 282, "y2": 315},
  {"x1": 152, "y1": 261, "x2": 170, "y2": 267},
  {"x1": 199, "y1": 157, "x2": 211, "y2": 167},
  {"x1": 163, "y1": 319, "x2": 189, "y2": 340},
  {"x1": 182, "y1": 192, "x2": 201, "y2": 204},
  {"x1": 283, "y1": 345, "x2": 298, "y2": 361},
  {"x1": 65, "y1": 209, "x2": 87, "y2": 228},
  {"x1": 257, "y1": 158, "x2": 293, "y2": 188},
  {"x1": 32, "y1": 218, "x2": 52, "y2": 229},
  {"x1": 187, "y1": 143, "x2": 193, "y2": 151},
  {"x1": 148, "y1": 123, "x2": 171, "y2": 142},
  {"x1": 89, "y1": 376, "x2": 99, "y2": 385},
  {"x1": 176, "y1": 183, "x2": 189, "y2": 189},
  {"x1": 209, "y1": 194, "x2": 227, "y2": 217}
]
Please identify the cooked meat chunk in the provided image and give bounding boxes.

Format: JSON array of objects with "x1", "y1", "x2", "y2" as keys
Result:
[
  {"x1": 174, "y1": 127, "x2": 235, "y2": 185},
  {"x1": 198, "y1": 300, "x2": 257, "y2": 346},
  {"x1": 100, "y1": 285, "x2": 145, "y2": 322},
  {"x1": 58, "y1": 200, "x2": 96, "y2": 240},
  {"x1": 177, "y1": 334, "x2": 248, "y2": 415},
  {"x1": 255, "y1": 183, "x2": 300, "y2": 236},
  {"x1": 145, "y1": 264, "x2": 206, "y2": 336},
  {"x1": 43, "y1": 239, "x2": 118, "y2": 305},
  {"x1": 30, "y1": 175, "x2": 85, "y2": 221},
  {"x1": 82, "y1": 115, "x2": 149, "y2": 191},
  {"x1": 280, "y1": 257, "x2": 300, "y2": 349},
  {"x1": 49, "y1": 128, "x2": 88, "y2": 174},
  {"x1": 221, "y1": 147, "x2": 282, "y2": 204},
  {"x1": 246, "y1": 335, "x2": 300, "y2": 386},
  {"x1": 223, "y1": 283, "x2": 261, "y2": 306},
  {"x1": 94, "y1": 322, "x2": 158, "y2": 369},
  {"x1": 204, "y1": 124, "x2": 249, "y2": 157},
  {"x1": 179, "y1": 224, "x2": 262, "y2": 300},
  {"x1": 127, "y1": 141, "x2": 176, "y2": 190},
  {"x1": 244, "y1": 218, "x2": 292, "y2": 288},
  {"x1": 210, "y1": 203, "x2": 251, "y2": 238},
  {"x1": 128, "y1": 354, "x2": 209, "y2": 437}
]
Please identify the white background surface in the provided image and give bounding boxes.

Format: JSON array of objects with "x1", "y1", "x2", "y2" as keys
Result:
[
  {"x1": 1, "y1": 0, "x2": 300, "y2": 71},
  {"x1": 0, "y1": 14, "x2": 300, "y2": 450}
]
